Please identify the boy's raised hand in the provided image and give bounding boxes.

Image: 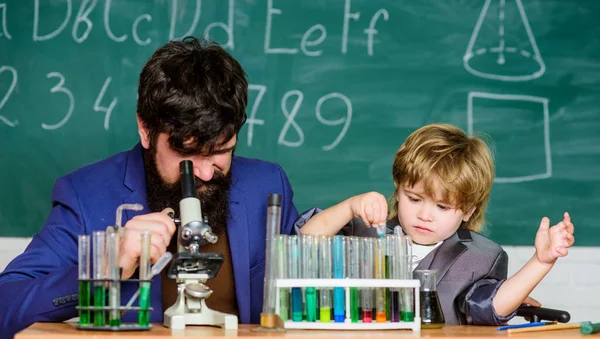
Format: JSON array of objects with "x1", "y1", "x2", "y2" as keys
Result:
[
  {"x1": 534, "y1": 212, "x2": 575, "y2": 265},
  {"x1": 349, "y1": 192, "x2": 388, "y2": 228}
]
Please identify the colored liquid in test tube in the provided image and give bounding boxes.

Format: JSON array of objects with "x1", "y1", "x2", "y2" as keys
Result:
[
  {"x1": 375, "y1": 238, "x2": 386, "y2": 323},
  {"x1": 361, "y1": 237, "x2": 374, "y2": 323},
  {"x1": 106, "y1": 228, "x2": 121, "y2": 327},
  {"x1": 78, "y1": 234, "x2": 91, "y2": 326},
  {"x1": 138, "y1": 231, "x2": 151, "y2": 327},
  {"x1": 302, "y1": 235, "x2": 317, "y2": 322},
  {"x1": 332, "y1": 236, "x2": 345, "y2": 323},
  {"x1": 288, "y1": 236, "x2": 303, "y2": 322},
  {"x1": 92, "y1": 231, "x2": 106, "y2": 326},
  {"x1": 277, "y1": 235, "x2": 290, "y2": 321},
  {"x1": 347, "y1": 237, "x2": 360, "y2": 323},
  {"x1": 319, "y1": 236, "x2": 332, "y2": 323},
  {"x1": 389, "y1": 234, "x2": 401, "y2": 322},
  {"x1": 401, "y1": 235, "x2": 414, "y2": 322}
]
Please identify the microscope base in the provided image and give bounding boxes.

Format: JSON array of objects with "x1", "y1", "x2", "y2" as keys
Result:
[
  {"x1": 163, "y1": 284, "x2": 238, "y2": 330},
  {"x1": 164, "y1": 310, "x2": 238, "y2": 330}
]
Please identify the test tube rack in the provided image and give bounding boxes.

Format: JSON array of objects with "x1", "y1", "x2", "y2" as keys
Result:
[
  {"x1": 76, "y1": 277, "x2": 153, "y2": 331},
  {"x1": 275, "y1": 278, "x2": 421, "y2": 331}
]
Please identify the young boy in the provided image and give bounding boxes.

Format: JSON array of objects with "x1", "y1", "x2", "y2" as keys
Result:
[{"x1": 298, "y1": 123, "x2": 574, "y2": 325}]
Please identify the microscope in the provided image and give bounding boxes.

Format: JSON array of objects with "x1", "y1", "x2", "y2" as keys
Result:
[{"x1": 163, "y1": 160, "x2": 239, "y2": 330}]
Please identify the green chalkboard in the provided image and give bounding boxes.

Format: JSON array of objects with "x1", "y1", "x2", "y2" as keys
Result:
[{"x1": 0, "y1": 0, "x2": 598, "y2": 245}]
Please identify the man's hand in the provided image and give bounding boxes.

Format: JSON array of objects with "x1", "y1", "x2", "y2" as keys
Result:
[
  {"x1": 349, "y1": 192, "x2": 388, "y2": 228},
  {"x1": 119, "y1": 208, "x2": 177, "y2": 279},
  {"x1": 534, "y1": 212, "x2": 575, "y2": 265}
]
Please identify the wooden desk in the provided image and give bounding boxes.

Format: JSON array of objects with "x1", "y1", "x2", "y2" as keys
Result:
[{"x1": 15, "y1": 323, "x2": 597, "y2": 339}]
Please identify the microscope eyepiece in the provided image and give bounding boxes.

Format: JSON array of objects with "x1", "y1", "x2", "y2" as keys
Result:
[{"x1": 180, "y1": 160, "x2": 196, "y2": 199}]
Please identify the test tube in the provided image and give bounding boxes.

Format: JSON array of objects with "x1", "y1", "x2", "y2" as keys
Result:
[
  {"x1": 332, "y1": 236, "x2": 345, "y2": 322},
  {"x1": 385, "y1": 235, "x2": 392, "y2": 321},
  {"x1": 375, "y1": 237, "x2": 387, "y2": 322},
  {"x1": 301, "y1": 234, "x2": 317, "y2": 322},
  {"x1": 138, "y1": 230, "x2": 151, "y2": 326},
  {"x1": 92, "y1": 231, "x2": 106, "y2": 326},
  {"x1": 389, "y1": 234, "x2": 401, "y2": 322},
  {"x1": 78, "y1": 234, "x2": 91, "y2": 326},
  {"x1": 319, "y1": 236, "x2": 332, "y2": 322},
  {"x1": 261, "y1": 194, "x2": 282, "y2": 328},
  {"x1": 361, "y1": 237, "x2": 374, "y2": 323},
  {"x1": 347, "y1": 237, "x2": 360, "y2": 322},
  {"x1": 288, "y1": 236, "x2": 303, "y2": 322},
  {"x1": 401, "y1": 235, "x2": 414, "y2": 322},
  {"x1": 106, "y1": 227, "x2": 121, "y2": 327},
  {"x1": 277, "y1": 235, "x2": 290, "y2": 321}
]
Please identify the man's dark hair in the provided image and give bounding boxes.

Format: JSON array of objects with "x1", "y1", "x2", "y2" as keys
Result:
[{"x1": 137, "y1": 36, "x2": 248, "y2": 154}]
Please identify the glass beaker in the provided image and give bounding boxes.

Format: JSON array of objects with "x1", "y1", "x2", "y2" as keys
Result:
[{"x1": 414, "y1": 269, "x2": 444, "y2": 329}]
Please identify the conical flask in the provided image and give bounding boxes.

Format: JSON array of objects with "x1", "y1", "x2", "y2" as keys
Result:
[
  {"x1": 463, "y1": 0, "x2": 545, "y2": 81},
  {"x1": 414, "y1": 270, "x2": 445, "y2": 329}
]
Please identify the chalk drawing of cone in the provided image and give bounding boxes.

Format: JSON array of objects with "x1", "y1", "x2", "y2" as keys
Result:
[{"x1": 463, "y1": 0, "x2": 545, "y2": 82}]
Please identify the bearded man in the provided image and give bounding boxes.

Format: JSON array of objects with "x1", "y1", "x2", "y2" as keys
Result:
[{"x1": 0, "y1": 37, "x2": 299, "y2": 338}]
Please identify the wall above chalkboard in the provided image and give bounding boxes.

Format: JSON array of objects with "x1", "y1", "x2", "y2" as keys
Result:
[{"x1": 0, "y1": 0, "x2": 598, "y2": 245}]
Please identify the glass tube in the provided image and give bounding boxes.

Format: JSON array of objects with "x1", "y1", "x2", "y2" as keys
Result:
[
  {"x1": 375, "y1": 237, "x2": 386, "y2": 322},
  {"x1": 302, "y1": 234, "x2": 317, "y2": 322},
  {"x1": 78, "y1": 234, "x2": 91, "y2": 326},
  {"x1": 277, "y1": 235, "x2": 290, "y2": 321},
  {"x1": 92, "y1": 231, "x2": 106, "y2": 326},
  {"x1": 106, "y1": 228, "x2": 121, "y2": 327},
  {"x1": 401, "y1": 235, "x2": 414, "y2": 322},
  {"x1": 261, "y1": 193, "x2": 282, "y2": 323},
  {"x1": 347, "y1": 237, "x2": 360, "y2": 322},
  {"x1": 332, "y1": 236, "x2": 345, "y2": 323},
  {"x1": 138, "y1": 231, "x2": 151, "y2": 327},
  {"x1": 361, "y1": 237, "x2": 374, "y2": 323},
  {"x1": 318, "y1": 236, "x2": 332, "y2": 322},
  {"x1": 289, "y1": 236, "x2": 302, "y2": 322}
]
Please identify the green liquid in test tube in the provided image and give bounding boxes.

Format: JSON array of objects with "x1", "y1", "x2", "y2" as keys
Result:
[
  {"x1": 277, "y1": 235, "x2": 290, "y2": 321},
  {"x1": 347, "y1": 237, "x2": 360, "y2": 323},
  {"x1": 302, "y1": 235, "x2": 317, "y2": 322},
  {"x1": 78, "y1": 234, "x2": 91, "y2": 326},
  {"x1": 138, "y1": 230, "x2": 151, "y2": 327},
  {"x1": 106, "y1": 228, "x2": 121, "y2": 327},
  {"x1": 92, "y1": 231, "x2": 106, "y2": 326},
  {"x1": 401, "y1": 234, "x2": 414, "y2": 322},
  {"x1": 318, "y1": 236, "x2": 332, "y2": 323}
]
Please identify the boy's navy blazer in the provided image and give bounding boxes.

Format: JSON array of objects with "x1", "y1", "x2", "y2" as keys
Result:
[{"x1": 0, "y1": 143, "x2": 299, "y2": 337}]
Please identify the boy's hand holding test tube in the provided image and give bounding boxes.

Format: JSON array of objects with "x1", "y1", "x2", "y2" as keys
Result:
[{"x1": 300, "y1": 192, "x2": 388, "y2": 237}]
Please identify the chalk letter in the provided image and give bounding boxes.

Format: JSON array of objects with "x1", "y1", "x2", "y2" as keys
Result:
[
  {"x1": 204, "y1": 0, "x2": 234, "y2": 50},
  {"x1": 0, "y1": 3, "x2": 12, "y2": 39},
  {"x1": 72, "y1": 0, "x2": 97, "y2": 43},
  {"x1": 363, "y1": 9, "x2": 388, "y2": 56},
  {"x1": 132, "y1": 14, "x2": 151, "y2": 45},
  {"x1": 104, "y1": 0, "x2": 127, "y2": 42},
  {"x1": 264, "y1": 0, "x2": 298, "y2": 54},
  {"x1": 341, "y1": 0, "x2": 360, "y2": 54},
  {"x1": 246, "y1": 84, "x2": 267, "y2": 147},
  {"x1": 33, "y1": 0, "x2": 72, "y2": 41},
  {"x1": 169, "y1": 0, "x2": 201, "y2": 41},
  {"x1": 300, "y1": 24, "x2": 326, "y2": 57}
]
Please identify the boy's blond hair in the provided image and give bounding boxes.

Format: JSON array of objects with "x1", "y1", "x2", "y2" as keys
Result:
[{"x1": 388, "y1": 124, "x2": 494, "y2": 232}]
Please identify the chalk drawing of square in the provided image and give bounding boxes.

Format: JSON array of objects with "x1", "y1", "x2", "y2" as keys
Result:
[{"x1": 467, "y1": 92, "x2": 551, "y2": 183}]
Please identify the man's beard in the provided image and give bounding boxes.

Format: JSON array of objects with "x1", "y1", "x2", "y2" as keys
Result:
[{"x1": 143, "y1": 149, "x2": 231, "y2": 238}]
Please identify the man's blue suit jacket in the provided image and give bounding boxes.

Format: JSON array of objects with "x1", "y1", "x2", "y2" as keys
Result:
[{"x1": 0, "y1": 144, "x2": 299, "y2": 338}]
